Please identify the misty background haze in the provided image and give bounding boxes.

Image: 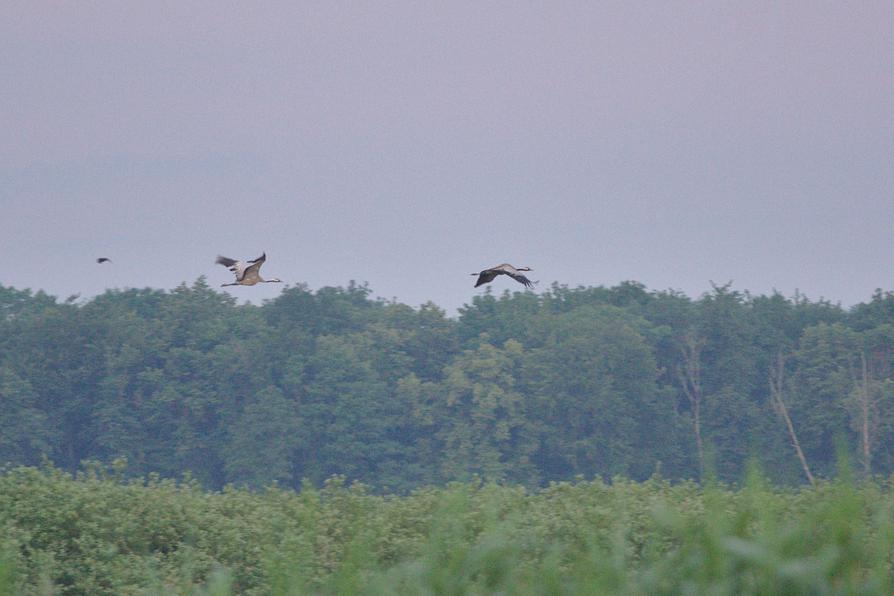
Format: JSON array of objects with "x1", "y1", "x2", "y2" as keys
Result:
[{"x1": 2, "y1": 2, "x2": 892, "y2": 311}]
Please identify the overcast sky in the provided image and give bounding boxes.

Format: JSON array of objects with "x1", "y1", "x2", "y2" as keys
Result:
[{"x1": 2, "y1": 2, "x2": 892, "y2": 313}]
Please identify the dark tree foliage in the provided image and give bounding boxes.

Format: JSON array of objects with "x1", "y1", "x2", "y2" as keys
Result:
[{"x1": 2, "y1": 278, "x2": 894, "y2": 491}]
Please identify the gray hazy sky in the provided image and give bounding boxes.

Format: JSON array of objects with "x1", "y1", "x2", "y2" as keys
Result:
[{"x1": 3, "y1": 2, "x2": 892, "y2": 312}]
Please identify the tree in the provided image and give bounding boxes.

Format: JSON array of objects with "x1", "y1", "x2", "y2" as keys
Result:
[
  {"x1": 527, "y1": 305, "x2": 677, "y2": 481},
  {"x1": 690, "y1": 284, "x2": 766, "y2": 482},
  {"x1": 0, "y1": 366, "x2": 53, "y2": 465},
  {"x1": 850, "y1": 325, "x2": 894, "y2": 477},
  {"x1": 677, "y1": 333, "x2": 707, "y2": 479},
  {"x1": 292, "y1": 334, "x2": 401, "y2": 487},
  {"x1": 434, "y1": 340, "x2": 538, "y2": 485},
  {"x1": 793, "y1": 323, "x2": 861, "y2": 475},
  {"x1": 768, "y1": 351, "x2": 815, "y2": 485},
  {"x1": 222, "y1": 386, "x2": 300, "y2": 488}
]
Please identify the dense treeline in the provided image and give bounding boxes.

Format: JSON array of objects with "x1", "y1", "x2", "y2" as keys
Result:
[
  {"x1": 1, "y1": 464, "x2": 892, "y2": 594},
  {"x1": 3, "y1": 279, "x2": 894, "y2": 490}
]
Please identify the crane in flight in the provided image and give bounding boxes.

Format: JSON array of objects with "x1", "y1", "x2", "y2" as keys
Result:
[
  {"x1": 216, "y1": 252, "x2": 282, "y2": 287},
  {"x1": 471, "y1": 264, "x2": 536, "y2": 289}
]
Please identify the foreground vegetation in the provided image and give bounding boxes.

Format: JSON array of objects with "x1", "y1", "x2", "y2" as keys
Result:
[{"x1": 1, "y1": 463, "x2": 893, "y2": 594}]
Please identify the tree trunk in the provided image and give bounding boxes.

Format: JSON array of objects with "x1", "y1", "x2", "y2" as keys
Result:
[
  {"x1": 860, "y1": 350, "x2": 872, "y2": 477},
  {"x1": 678, "y1": 334, "x2": 705, "y2": 479},
  {"x1": 769, "y1": 351, "x2": 815, "y2": 486}
]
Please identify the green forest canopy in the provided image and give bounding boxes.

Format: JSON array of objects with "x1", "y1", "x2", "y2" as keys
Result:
[{"x1": 3, "y1": 278, "x2": 894, "y2": 492}]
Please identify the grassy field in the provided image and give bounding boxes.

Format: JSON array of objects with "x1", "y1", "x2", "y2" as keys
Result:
[{"x1": 0, "y1": 462, "x2": 892, "y2": 594}]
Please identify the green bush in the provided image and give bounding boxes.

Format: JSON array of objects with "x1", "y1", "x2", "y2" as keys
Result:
[{"x1": 1, "y1": 463, "x2": 893, "y2": 594}]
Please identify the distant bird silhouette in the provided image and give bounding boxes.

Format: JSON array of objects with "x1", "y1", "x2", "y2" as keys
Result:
[
  {"x1": 215, "y1": 252, "x2": 282, "y2": 287},
  {"x1": 96, "y1": 257, "x2": 112, "y2": 264},
  {"x1": 471, "y1": 263, "x2": 536, "y2": 289}
]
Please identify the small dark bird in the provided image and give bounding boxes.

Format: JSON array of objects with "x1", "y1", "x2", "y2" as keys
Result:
[
  {"x1": 215, "y1": 252, "x2": 282, "y2": 287},
  {"x1": 96, "y1": 257, "x2": 112, "y2": 264},
  {"x1": 471, "y1": 263, "x2": 536, "y2": 289}
]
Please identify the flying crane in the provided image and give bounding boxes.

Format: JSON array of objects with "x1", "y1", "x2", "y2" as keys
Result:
[
  {"x1": 471, "y1": 263, "x2": 536, "y2": 289},
  {"x1": 216, "y1": 252, "x2": 282, "y2": 287}
]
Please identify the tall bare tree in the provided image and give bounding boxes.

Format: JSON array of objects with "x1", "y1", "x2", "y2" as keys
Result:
[
  {"x1": 768, "y1": 351, "x2": 815, "y2": 486},
  {"x1": 854, "y1": 349, "x2": 876, "y2": 478},
  {"x1": 677, "y1": 333, "x2": 706, "y2": 478}
]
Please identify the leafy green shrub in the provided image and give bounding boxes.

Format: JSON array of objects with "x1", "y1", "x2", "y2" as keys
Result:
[{"x1": 1, "y1": 463, "x2": 894, "y2": 594}]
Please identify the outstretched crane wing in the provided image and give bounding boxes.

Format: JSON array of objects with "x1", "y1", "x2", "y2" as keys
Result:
[
  {"x1": 474, "y1": 270, "x2": 499, "y2": 287},
  {"x1": 216, "y1": 255, "x2": 248, "y2": 281},
  {"x1": 507, "y1": 272, "x2": 535, "y2": 289},
  {"x1": 215, "y1": 255, "x2": 238, "y2": 268}
]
